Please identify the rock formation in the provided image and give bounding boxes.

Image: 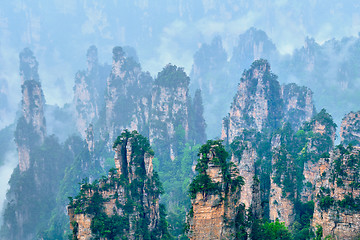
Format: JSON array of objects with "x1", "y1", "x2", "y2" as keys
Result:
[
  {"x1": 104, "y1": 47, "x2": 153, "y2": 143},
  {"x1": 149, "y1": 64, "x2": 191, "y2": 160},
  {"x1": 15, "y1": 48, "x2": 46, "y2": 172},
  {"x1": 311, "y1": 145, "x2": 360, "y2": 239},
  {"x1": 187, "y1": 140, "x2": 245, "y2": 239},
  {"x1": 73, "y1": 46, "x2": 109, "y2": 137},
  {"x1": 221, "y1": 59, "x2": 281, "y2": 143},
  {"x1": 230, "y1": 27, "x2": 277, "y2": 74},
  {"x1": 215, "y1": 59, "x2": 360, "y2": 239},
  {"x1": 282, "y1": 83, "x2": 316, "y2": 130},
  {"x1": 340, "y1": 111, "x2": 360, "y2": 146},
  {"x1": 68, "y1": 130, "x2": 170, "y2": 240},
  {"x1": 222, "y1": 59, "x2": 316, "y2": 144}
]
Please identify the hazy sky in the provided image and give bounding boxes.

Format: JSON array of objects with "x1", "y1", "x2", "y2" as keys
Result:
[{"x1": 0, "y1": 0, "x2": 359, "y2": 108}]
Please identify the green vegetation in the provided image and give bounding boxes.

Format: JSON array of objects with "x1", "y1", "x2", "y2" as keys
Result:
[
  {"x1": 251, "y1": 219, "x2": 292, "y2": 240},
  {"x1": 155, "y1": 64, "x2": 190, "y2": 88},
  {"x1": 69, "y1": 131, "x2": 172, "y2": 240},
  {"x1": 2, "y1": 135, "x2": 75, "y2": 239},
  {"x1": 189, "y1": 140, "x2": 244, "y2": 199}
]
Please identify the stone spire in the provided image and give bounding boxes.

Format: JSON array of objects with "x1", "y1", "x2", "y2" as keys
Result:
[{"x1": 15, "y1": 48, "x2": 46, "y2": 172}]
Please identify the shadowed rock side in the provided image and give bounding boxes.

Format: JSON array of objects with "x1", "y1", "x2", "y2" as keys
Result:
[
  {"x1": 68, "y1": 130, "x2": 171, "y2": 240},
  {"x1": 215, "y1": 59, "x2": 360, "y2": 239}
]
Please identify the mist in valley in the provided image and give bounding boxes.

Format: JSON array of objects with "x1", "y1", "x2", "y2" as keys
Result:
[{"x1": 1, "y1": 1, "x2": 360, "y2": 239}]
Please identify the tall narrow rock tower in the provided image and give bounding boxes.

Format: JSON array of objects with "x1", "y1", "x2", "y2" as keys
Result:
[{"x1": 15, "y1": 48, "x2": 46, "y2": 172}]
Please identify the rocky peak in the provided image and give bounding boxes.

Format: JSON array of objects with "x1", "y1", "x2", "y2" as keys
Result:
[
  {"x1": 231, "y1": 27, "x2": 277, "y2": 72},
  {"x1": 113, "y1": 130, "x2": 154, "y2": 180},
  {"x1": 308, "y1": 109, "x2": 337, "y2": 148},
  {"x1": 105, "y1": 46, "x2": 153, "y2": 142},
  {"x1": 15, "y1": 48, "x2": 46, "y2": 172},
  {"x1": 86, "y1": 45, "x2": 98, "y2": 73},
  {"x1": 187, "y1": 140, "x2": 244, "y2": 240},
  {"x1": 19, "y1": 48, "x2": 39, "y2": 84},
  {"x1": 73, "y1": 46, "x2": 102, "y2": 138},
  {"x1": 191, "y1": 36, "x2": 227, "y2": 79},
  {"x1": 190, "y1": 35, "x2": 229, "y2": 138},
  {"x1": 221, "y1": 59, "x2": 283, "y2": 143},
  {"x1": 68, "y1": 130, "x2": 169, "y2": 240},
  {"x1": 340, "y1": 111, "x2": 360, "y2": 146},
  {"x1": 112, "y1": 46, "x2": 126, "y2": 65},
  {"x1": 222, "y1": 59, "x2": 316, "y2": 144},
  {"x1": 149, "y1": 64, "x2": 190, "y2": 160}
]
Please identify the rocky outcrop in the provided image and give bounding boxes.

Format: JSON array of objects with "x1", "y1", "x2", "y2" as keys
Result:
[
  {"x1": 231, "y1": 27, "x2": 277, "y2": 73},
  {"x1": 187, "y1": 141, "x2": 244, "y2": 239},
  {"x1": 191, "y1": 36, "x2": 227, "y2": 94},
  {"x1": 221, "y1": 59, "x2": 283, "y2": 143},
  {"x1": 68, "y1": 130, "x2": 168, "y2": 240},
  {"x1": 340, "y1": 111, "x2": 360, "y2": 146},
  {"x1": 282, "y1": 83, "x2": 316, "y2": 130},
  {"x1": 105, "y1": 47, "x2": 153, "y2": 143},
  {"x1": 73, "y1": 46, "x2": 110, "y2": 137},
  {"x1": 15, "y1": 48, "x2": 46, "y2": 172},
  {"x1": 19, "y1": 48, "x2": 40, "y2": 84},
  {"x1": 221, "y1": 59, "x2": 316, "y2": 144},
  {"x1": 311, "y1": 146, "x2": 360, "y2": 239},
  {"x1": 228, "y1": 132, "x2": 263, "y2": 220},
  {"x1": 149, "y1": 64, "x2": 191, "y2": 160},
  {"x1": 73, "y1": 46, "x2": 100, "y2": 137},
  {"x1": 269, "y1": 146, "x2": 296, "y2": 226}
]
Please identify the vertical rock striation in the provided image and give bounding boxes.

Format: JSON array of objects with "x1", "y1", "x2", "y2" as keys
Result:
[
  {"x1": 311, "y1": 145, "x2": 360, "y2": 239},
  {"x1": 187, "y1": 141, "x2": 245, "y2": 239},
  {"x1": 104, "y1": 47, "x2": 153, "y2": 143},
  {"x1": 149, "y1": 64, "x2": 191, "y2": 160},
  {"x1": 221, "y1": 59, "x2": 316, "y2": 144},
  {"x1": 68, "y1": 130, "x2": 169, "y2": 240},
  {"x1": 221, "y1": 59, "x2": 283, "y2": 143},
  {"x1": 282, "y1": 83, "x2": 316, "y2": 130},
  {"x1": 15, "y1": 48, "x2": 46, "y2": 172},
  {"x1": 73, "y1": 45, "x2": 110, "y2": 137}
]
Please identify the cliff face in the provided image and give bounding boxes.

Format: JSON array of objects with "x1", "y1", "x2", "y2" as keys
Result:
[
  {"x1": 68, "y1": 130, "x2": 169, "y2": 240},
  {"x1": 187, "y1": 141, "x2": 244, "y2": 240},
  {"x1": 231, "y1": 28, "x2": 277, "y2": 73},
  {"x1": 149, "y1": 64, "x2": 191, "y2": 160},
  {"x1": 216, "y1": 54, "x2": 360, "y2": 239},
  {"x1": 73, "y1": 46, "x2": 101, "y2": 137},
  {"x1": 105, "y1": 47, "x2": 153, "y2": 142},
  {"x1": 221, "y1": 59, "x2": 283, "y2": 143},
  {"x1": 282, "y1": 83, "x2": 316, "y2": 130},
  {"x1": 222, "y1": 59, "x2": 316, "y2": 144},
  {"x1": 311, "y1": 146, "x2": 360, "y2": 239},
  {"x1": 1, "y1": 49, "x2": 78, "y2": 240},
  {"x1": 340, "y1": 111, "x2": 360, "y2": 146},
  {"x1": 15, "y1": 48, "x2": 46, "y2": 172}
]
